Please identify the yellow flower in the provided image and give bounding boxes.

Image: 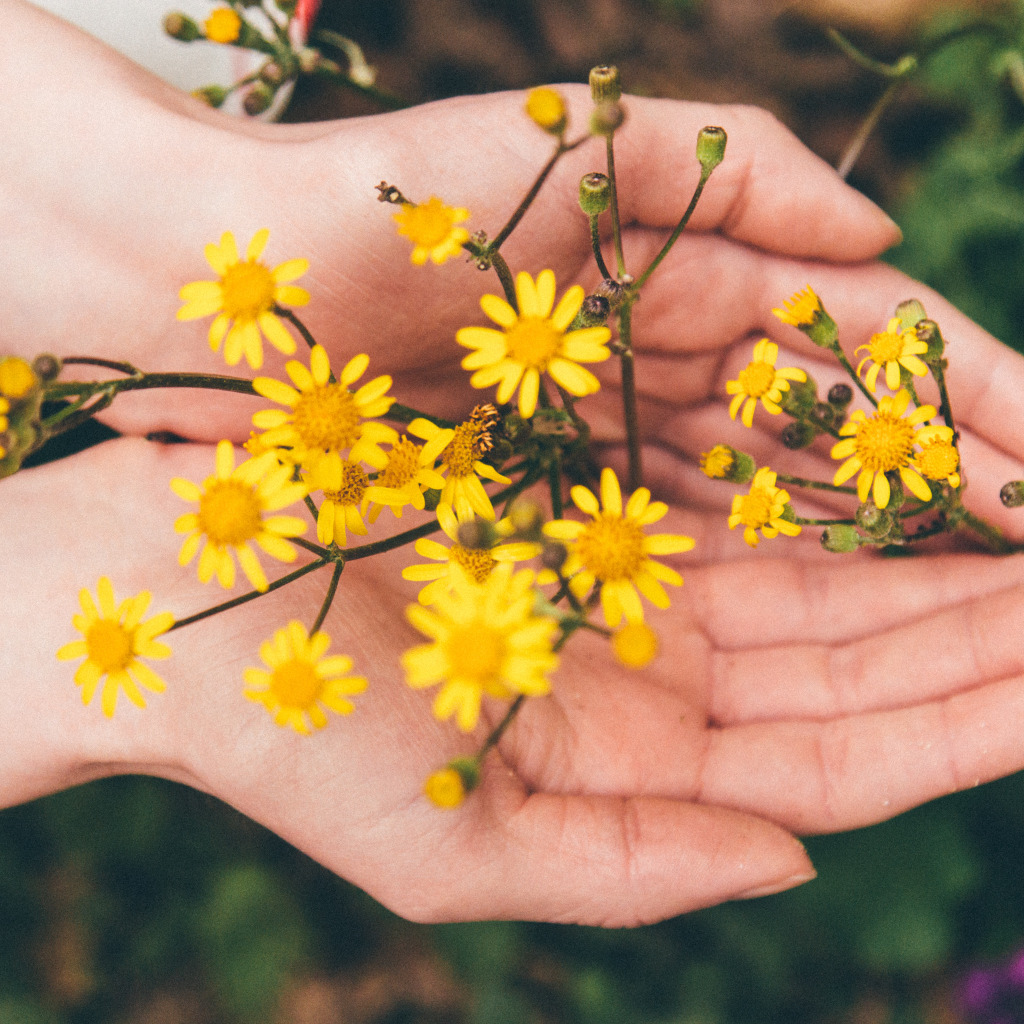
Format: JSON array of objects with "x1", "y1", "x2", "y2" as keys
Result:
[
  {"x1": 305, "y1": 453, "x2": 371, "y2": 546},
  {"x1": 727, "y1": 466, "x2": 802, "y2": 547},
  {"x1": 424, "y1": 768, "x2": 466, "y2": 809},
  {"x1": 525, "y1": 86, "x2": 567, "y2": 133},
  {"x1": 725, "y1": 338, "x2": 807, "y2": 428},
  {"x1": 408, "y1": 411, "x2": 510, "y2": 521},
  {"x1": 0, "y1": 396, "x2": 8, "y2": 455},
  {"x1": 393, "y1": 198, "x2": 470, "y2": 266},
  {"x1": 543, "y1": 467, "x2": 695, "y2": 627},
  {"x1": 403, "y1": 564, "x2": 558, "y2": 732},
  {"x1": 0, "y1": 356, "x2": 37, "y2": 400},
  {"x1": 364, "y1": 431, "x2": 452, "y2": 523},
  {"x1": 171, "y1": 440, "x2": 308, "y2": 592},
  {"x1": 252, "y1": 345, "x2": 398, "y2": 469},
  {"x1": 700, "y1": 444, "x2": 734, "y2": 479},
  {"x1": 913, "y1": 424, "x2": 961, "y2": 489},
  {"x1": 831, "y1": 390, "x2": 936, "y2": 509},
  {"x1": 204, "y1": 7, "x2": 242, "y2": 43},
  {"x1": 177, "y1": 229, "x2": 309, "y2": 370},
  {"x1": 772, "y1": 286, "x2": 822, "y2": 327},
  {"x1": 402, "y1": 503, "x2": 539, "y2": 605},
  {"x1": 56, "y1": 577, "x2": 174, "y2": 718},
  {"x1": 457, "y1": 270, "x2": 612, "y2": 419},
  {"x1": 855, "y1": 317, "x2": 929, "y2": 393},
  {"x1": 244, "y1": 621, "x2": 367, "y2": 735},
  {"x1": 611, "y1": 621, "x2": 659, "y2": 668}
]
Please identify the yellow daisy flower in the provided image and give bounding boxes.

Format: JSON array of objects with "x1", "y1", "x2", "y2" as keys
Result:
[
  {"x1": 56, "y1": 577, "x2": 174, "y2": 718},
  {"x1": 855, "y1": 317, "x2": 929, "y2": 393},
  {"x1": 252, "y1": 345, "x2": 398, "y2": 469},
  {"x1": 771, "y1": 285, "x2": 822, "y2": 327},
  {"x1": 700, "y1": 444, "x2": 734, "y2": 479},
  {"x1": 393, "y1": 197, "x2": 470, "y2": 266},
  {"x1": 725, "y1": 338, "x2": 807, "y2": 428},
  {"x1": 0, "y1": 356, "x2": 38, "y2": 400},
  {"x1": 177, "y1": 229, "x2": 309, "y2": 370},
  {"x1": 543, "y1": 466, "x2": 695, "y2": 627},
  {"x1": 305, "y1": 453, "x2": 371, "y2": 546},
  {"x1": 402, "y1": 564, "x2": 558, "y2": 733},
  {"x1": 171, "y1": 440, "x2": 308, "y2": 592},
  {"x1": 831, "y1": 390, "x2": 937, "y2": 509},
  {"x1": 913, "y1": 424, "x2": 961, "y2": 489},
  {"x1": 364, "y1": 430, "x2": 452, "y2": 523},
  {"x1": 402, "y1": 503, "x2": 539, "y2": 605},
  {"x1": 424, "y1": 767, "x2": 467, "y2": 809},
  {"x1": 204, "y1": 7, "x2": 242, "y2": 43},
  {"x1": 244, "y1": 620, "x2": 367, "y2": 735},
  {"x1": 408, "y1": 412, "x2": 510, "y2": 521},
  {"x1": 457, "y1": 269, "x2": 612, "y2": 419},
  {"x1": 727, "y1": 466, "x2": 802, "y2": 547},
  {"x1": 525, "y1": 86, "x2": 567, "y2": 134}
]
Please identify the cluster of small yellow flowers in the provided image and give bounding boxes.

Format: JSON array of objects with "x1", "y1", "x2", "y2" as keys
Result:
[
  {"x1": 244, "y1": 621, "x2": 367, "y2": 734},
  {"x1": 855, "y1": 317, "x2": 929, "y2": 393},
  {"x1": 177, "y1": 229, "x2": 309, "y2": 370},
  {"x1": 728, "y1": 467, "x2": 802, "y2": 547},
  {"x1": 544, "y1": 467, "x2": 695, "y2": 627},
  {"x1": 171, "y1": 440, "x2": 307, "y2": 591},
  {"x1": 393, "y1": 197, "x2": 470, "y2": 266},
  {"x1": 831, "y1": 390, "x2": 937, "y2": 509},
  {"x1": 56, "y1": 578, "x2": 174, "y2": 717},
  {"x1": 726, "y1": 338, "x2": 807, "y2": 428},
  {"x1": 457, "y1": 269, "x2": 611, "y2": 420}
]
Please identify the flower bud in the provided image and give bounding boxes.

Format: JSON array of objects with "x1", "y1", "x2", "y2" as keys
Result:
[
  {"x1": 576, "y1": 294, "x2": 610, "y2": 328},
  {"x1": 612, "y1": 622, "x2": 659, "y2": 668},
  {"x1": 895, "y1": 298, "x2": 927, "y2": 331},
  {"x1": 821, "y1": 524, "x2": 862, "y2": 553},
  {"x1": 699, "y1": 444, "x2": 755, "y2": 483},
  {"x1": 297, "y1": 46, "x2": 324, "y2": 75},
  {"x1": 456, "y1": 518, "x2": 497, "y2": 550},
  {"x1": 424, "y1": 757, "x2": 480, "y2": 809},
  {"x1": 916, "y1": 319, "x2": 945, "y2": 360},
  {"x1": 507, "y1": 499, "x2": 544, "y2": 538},
  {"x1": 780, "y1": 376, "x2": 818, "y2": 418},
  {"x1": 579, "y1": 172, "x2": 611, "y2": 215},
  {"x1": 1000, "y1": 481, "x2": 1024, "y2": 508},
  {"x1": 259, "y1": 59, "x2": 289, "y2": 88},
  {"x1": 696, "y1": 126, "x2": 727, "y2": 173},
  {"x1": 827, "y1": 382, "x2": 853, "y2": 409},
  {"x1": 590, "y1": 101, "x2": 625, "y2": 136},
  {"x1": 243, "y1": 82, "x2": 275, "y2": 116},
  {"x1": 192, "y1": 85, "x2": 229, "y2": 108},
  {"x1": 163, "y1": 12, "x2": 201, "y2": 41},
  {"x1": 781, "y1": 421, "x2": 816, "y2": 449},
  {"x1": 594, "y1": 277, "x2": 627, "y2": 307},
  {"x1": 0, "y1": 356, "x2": 38, "y2": 401},
  {"x1": 589, "y1": 64, "x2": 621, "y2": 104},
  {"x1": 525, "y1": 87, "x2": 567, "y2": 135},
  {"x1": 31, "y1": 354, "x2": 61, "y2": 383},
  {"x1": 540, "y1": 541, "x2": 568, "y2": 573},
  {"x1": 856, "y1": 500, "x2": 897, "y2": 540}
]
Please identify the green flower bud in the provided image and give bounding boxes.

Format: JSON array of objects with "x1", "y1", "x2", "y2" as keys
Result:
[
  {"x1": 781, "y1": 375, "x2": 818, "y2": 418},
  {"x1": 696, "y1": 126, "x2": 727, "y2": 173},
  {"x1": 895, "y1": 298, "x2": 927, "y2": 331},
  {"x1": 699, "y1": 444, "x2": 756, "y2": 484},
  {"x1": 589, "y1": 65, "x2": 622, "y2": 104},
  {"x1": 31, "y1": 354, "x2": 61, "y2": 383},
  {"x1": 579, "y1": 172, "x2": 611, "y2": 215},
  {"x1": 572, "y1": 294, "x2": 610, "y2": 329},
  {"x1": 916, "y1": 319, "x2": 945, "y2": 360},
  {"x1": 243, "y1": 82, "x2": 275, "y2": 116},
  {"x1": 192, "y1": 85, "x2": 229, "y2": 108},
  {"x1": 1000, "y1": 481, "x2": 1024, "y2": 508},
  {"x1": 781, "y1": 420, "x2": 816, "y2": 449},
  {"x1": 590, "y1": 101, "x2": 625, "y2": 137},
  {"x1": 856, "y1": 500, "x2": 898, "y2": 540},
  {"x1": 821, "y1": 524, "x2": 862, "y2": 553},
  {"x1": 163, "y1": 12, "x2": 201, "y2": 41}
]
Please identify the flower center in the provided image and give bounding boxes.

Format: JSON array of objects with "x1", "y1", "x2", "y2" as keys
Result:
[
  {"x1": 737, "y1": 361, "x2": 776, "y2": 398},
  {"x1": 220, "y1": 261, "x2": 275, "y2": 320},
  {"x1": 918, "y1": 441, "x2": 959, "y2": 480},
  {"x1": 292, "y1": 384, "x2": 362, "y2": 453},
  {"x1": 736, "y1": 489, "x2": 775, "y2": 529},
  {"x1": 867, "y1": 329, "x2": 906, "y2": 364},
  {"x1": 505, "y1": 317, "x2": 562, "y2": 369},
  {"x1": 323, "y1": 461, "x2": 369, "y2": 505},
  {"x1": 401, "y1": 202, "x2": 455, "y2": 247},
  {"x1": 576, "y1": 514, "x2": 646, "y2": 581},
  {"x1": 198, "y1": 480, "x2": 263, "y2": 546},
  {"x1": 376, "y1": 437, "x2": 422, "y2": 489},
  {"x1": 85, "y1": 619, "x2": 134, "y2": 673},
  {"x1": 269, "y1": 659, "x2": 321, "y2": 708},
  {"x1": 443, "y1": 421, "x2": 486, "y2": 478},
  {"x1": 446, "y1": 626, "x2": 507, "y2": 684},
  {"x1": 854, "y1": 411, "x2": 916, "y2": 473},
  {"x1": 450, "y1": 544, "x2": 497, "y2": 584}
]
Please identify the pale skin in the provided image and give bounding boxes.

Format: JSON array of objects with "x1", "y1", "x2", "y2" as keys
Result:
[{"x1": 3, "y1": 0, "x2": 1024, "y2": 927}]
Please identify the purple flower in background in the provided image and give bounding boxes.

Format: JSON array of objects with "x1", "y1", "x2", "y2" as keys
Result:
[{"x1": 959, "y1": 949, "x2": 1024, "y2": 1024}]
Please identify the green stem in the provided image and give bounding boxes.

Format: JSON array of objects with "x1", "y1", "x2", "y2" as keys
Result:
[
  {"x1": 832, "y1": 346, "x2": 878, "y2": 408},
  {"x1": 489, "y1": 251, "x2": 518, "y2": 310},
  {"x1": 589, "y1": 214, "x2": 613, "y2": 281},
  {"x1": 548, "y1": 449, "x2": 564, "y2": 520},
  {"x1": 310, "y1": 560, "x2": 344, "y2": 633},
  {"x1": 478, "y1": 695, "x2": 526, "y2": 760},
  {"x1": 836, "y1": 69, "x2": 914, "y2": 181},
  {"x1": 929, "y1": 359, "x2": 957, "y2": 437},
  {"x1": 775, "y1": 473, "x2": 858, "y2": 495},
  {"x1": 46, "y1": 371, "x2": 256, "y2": 402},
  {"x1": 959, "y1": 509, "x2": 1016, "y2": 554},
  {"x1": 387, "y1": 403, "x2": 456, "y2": 429},
  {"x1": 617, "y1": 303, "x2": 643, "y2": 490},
  {"x1": 605, "y1": 135, "x2": 626, "y2": 276},
  {"x1": 795, "y1": 516, "x2": 857, "y2": 527},
  {"x1": 276, "y1": 307, "x2": 320, "y2": 355}
]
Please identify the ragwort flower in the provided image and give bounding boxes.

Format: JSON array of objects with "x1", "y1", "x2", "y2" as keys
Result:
[
  {"x1": 543, "y1": 467, "x2": 695, "y2": 627},
  {"x1": 831, "y1": 389, "x2": 936, "y2": 509},
  {"x1": 728, "y1": 466, "x2": 802, "y2": 547},
  {"x1": 56, "y1": 577, "x2": 174, "y2": 717},
  {"x1": 457, "y1": 269, "x2": 611, "y2": 419},
  {"x1": 177, "y1": 229, "x2": 309, "y2": 369},
  {"x1": 364, "y1": 431, "x2": 452, "y2": 522},
  {"x1": 402, "y1": 564, "x2": 558, "y2": 732},
  {"x1": 171, "y1": 441, "x2": 307, "y2": 591},
  {"x1": 393, "y1": 197, "x2": 470, "y2": 266},
  {"x1": 305, "y1": 453, "x2": 371, "y2": 546},
  {"x1": 204, "y1": 7, "x2": 242, "y2": 43},
  {"x1": 244, "y1": 621, "x2": 367, "y2": 734},
  {"x1": 913, "y1": 424, "x2": 961, "y2": 489},
  {"x1": 726, "y1": 338, "x2": 807, "y2": 428},
  {"x1": 772, "y1": 286, "x2": 822, "y2": 328},
  {"x1": 855, "y1": 317, "x2": 929, "y2": 393}
]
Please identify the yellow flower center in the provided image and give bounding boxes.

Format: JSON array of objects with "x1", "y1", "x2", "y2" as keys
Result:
[
  {"x1": 220, "y1": 260, "x2": 275, "y2": 320},
  {"x1": 576, "y1": 514, "x2": 646, "y2": 582},
  {"x1": 376, "y1": 437, "x2": 422, "y2": 488},
  {"x1": 526, "y1": 87, "x2": 566, "y2": 129},
  {"x1": 700, "y1": 445, "x2": 733, "y2": 479},
  {"x1": 399, "y1": 201, "x2": 456, "y2": 248},
  {"x1": 737, "y1": 360, "x2": 776, "y2": 399},
  {"x1": 205, "y1": 7, "x2": 242, "y2": 44},
  {"x1": 735, "y1": 488, "x2": 775, "y2": 530},
  {"x1": 0, "y1": 357, "x2": 37, "y2": 399},
  {"x1": 918, "y1": 441, "x2": 959, "y2": 480},
  {"x1": 866, "y1": 329, "x2": 906, "y2": 364},
  {"x1": 323, "y1": 461, "x2": 369, "y2": 505},
  {"x1": 853, "y1": 410, "x2": 916, "y2": 473},
  {"x1": 269, "y1": 658, "x2": 321, "y2": 708},
  {"x1": 292, "y1": 385, "x2": 361, "y2": 452},
  {"x1": 450, "y1": 545, "x2": 497, "y2": 583},
  {"x1": 198, "y1": 480, "x2": 263, "y2": 546},
  {"x1": 446, "y1": 626, "x2": 507, "y2": 683},
  {"x1": 424, "y1": 768, "x2": 465, "y2": 809},
  {"x1": 443, "y1": 421, "x2": 487, "y2": 478},
  {"x1": 505, "y1": 317, "x2": 562, "y2": 370},
  {"x1": 85, "y1": 619, "x2": 134, "y2": 673}
]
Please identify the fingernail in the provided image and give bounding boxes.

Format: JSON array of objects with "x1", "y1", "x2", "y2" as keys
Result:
[{"x1": 735, "y1": 870, "x2": 816, "y2": 900}]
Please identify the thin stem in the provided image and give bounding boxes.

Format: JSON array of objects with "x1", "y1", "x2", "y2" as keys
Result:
[
  {"x1": 605, "y1": 135, "x2": 626, "y2": 276},
  {"x1": 62, "y1": 356, "x2": 141, "y2": 376},
  {"x1": 929, "y1": 359, "x2": 957, "y2": 437},
  {"x1": 959, "y1": 509, "x2": 1016, "y2": 554},
  {"x1": 276, "y1": 307, "x2": 320, "y2": 354},
  {"x1": 837, "y1": 73, "x2": 913, "y2": 181},
  {"x1": 795, "y1": 516, "x2": 857, "y2": 527},
  {"x1": 831, "y1": 346, "x2": 878, "y2": 408},
  {"x1": 633, "y1": 167, "x2": 711, "y2": 290},
  {"x1": 617, "y1": 304, "x2": 643, "y2": 490},
  {"x1": 387, "y1": 403, "x2": 456, "y2": 429},
  {"x1": 548, "y1": 450, "x2": 564, "y2": 520},
  {"x1": 589, "y1": 215, "x2": 613, "y2": 281},
  {"x1": 46, "y1": 371, "x2": 257, "y2": 402},
  {"x1": 775, "y1": 473, "x2": 858, "y2": 495},
  {"x1": 310, "y1": 561, "x2": 344, "y2": 633},
  {"x1": 489, "y1": 251, "x2": 518, "y2": 309},
  {"x1": 479, "y1": 695, "x2": 526, "y2": 759}
]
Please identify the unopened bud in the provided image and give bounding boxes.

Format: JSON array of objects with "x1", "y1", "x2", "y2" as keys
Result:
[
  {"x1": 456, "y1": 519, "x2": 497, "y2": 550},
  {"x1": 594, "y1": 277, "x2": 627, "y2": 307},
  {"x1": 576, "y1": 294, "x2": 610, "y2": 328},
  {"x1": 895, "y1": 298, "x2": 927, "y2": 331},
  {"x1": 424, "y1": 757, "x2": 480, "y2": 809},
  {"x1": 856, "y1": 500, "x2": 897, "y2": 540},
  {"x1": 259, "y1": 60, "x2": 288, "y2": 87},
  {"x1": 31, "y1": 354, "x2": 61, "y2": 383},
  {"x1": 590, "y1": 101, "x2": 625, "y2": 136},
  {"x1": 1000, "y1": 481, "x2": 1024, "y2": 508},
  {"x1": 696, "y1": 126, "x2": 727, "y2": 173},
  {"x1": 506, "y1": 499, "x2": 543, "y2": 538},
  {"x1": 780, "y1": 376, "x2": 818, "y2": 418},
  {"x1": 192, "y1": 84, "x2": 229, "y2": 108},
  {"x1": 525, "y1": 87, "x2": 567, "y2": 135},
  {"x1": 578, "y1": 172, "x2": 611, "y2": 215},
  {"x1": 916, "y1": 319, "x2": 945, "y2": 360},
  {"x1": 781, "y1": 421, "x2": 816, "y2": 449},
  {"x1": 589, "y1": 64, "x2": 621, "y2": 104},
  {"x1": 163, "y1": 12, "x2": 201, "y2": 41},
  {"x1": 699, "y1": 444, "x2": 755, "y2": 483},
  {"x1": 243, "y1": 82, "x2": 275, "y2": 116},
  {"x1": 541, "y1": 541, "x2": 569, "y2": 572},
  {"x1": 297, "y1": 46, "x2": 323, "y2": 74},
  {"x1": 821, "y1": 524, "x2": 862, "y2": 553},
  {"x1": 827, "y1": 382, "x2": 853, "y2": 409}
]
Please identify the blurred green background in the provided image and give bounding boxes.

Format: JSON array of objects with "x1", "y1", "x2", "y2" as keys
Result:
[{"x1": 9, "y1": 0, "x2": 1024, "y2": 1021}]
